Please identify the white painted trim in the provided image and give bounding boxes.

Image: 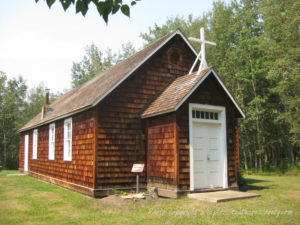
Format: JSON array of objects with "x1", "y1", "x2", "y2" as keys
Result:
[
  {"x1": 24, "y1": 135, "x2": 29, "y2": 172},
  {"x1": 63, "y1": 117, "x2": 72, "y2": 161},
  {"x1": 189, "y1": 103, "x2": 228, "y2": 191},
  {"x1": 176, "y1": 69, "x2": 245, "y2": 118},
  {"x1": 142, "y1": 69, "x2": 245, "y2": 119},
  {"x1": 32, "y1": 129, "x2": 38, "y2": 159},
  {"x1": 211, "y1": 70, "x2": 246, "y2": 118},
  {"x1": 48, "y1": 123, "x2": 55, "y2": 160},
  {"x1": 92, "y1": 30, "x2": 198, "y2": 107},
  {"x1": 141, "y1": 109, "x2": 174, "y2": 119},
  {"x1": 19, "y1": 30, "x2": 198, "y2": 133},
  {"x1": 19, "y1": 30, "x2": 197, "y2": 133},
  {"x1": 176, "y1": 72, "x2": 211, "y2": 112},
  {"x1": 18, "y1": 105, "x2": 93, "y2": 133}
]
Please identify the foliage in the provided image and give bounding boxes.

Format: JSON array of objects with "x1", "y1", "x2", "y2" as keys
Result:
[
  {"x1": 140, "y1": 15, "x2": 208, "y2": 48},
  {"x1": 2, "y1": 0, "x2": 299, "y2": 172},
  {"x1": 71, "y1": 42, "x2": 136, "y2": 88},
  {"x1": 140, "y1": 0, "x2": 300, "y2": 172},
  {"x1": 0, "y1": 73, "x2": 27, "y2": 169},
  {"x1": 35, "y1": 0, "x2": 140, "y2": 23},
  {"x1": 237, "y1": 170, "x2": 249, "y2": 186},
  {"x1": 0, "y1": 73, "x2": 61, "y2": 169},
  {"x1": 1, "y1": 171, "x2": 300, "y2": 224}
]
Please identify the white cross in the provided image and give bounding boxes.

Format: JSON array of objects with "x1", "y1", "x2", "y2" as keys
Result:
[{"x1": 189, "y1": 27, "x2": 216, "y2": 75}]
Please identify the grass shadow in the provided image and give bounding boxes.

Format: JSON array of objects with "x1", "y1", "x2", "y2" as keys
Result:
[
  {"x1": 239, "y1": 184, "x2": 270, "y2": 192},
  {"x1": 238, "y1": 177, "x2": 272, "y2": 192},
  {"x1": 246, "y1": 178, "x2": 269, "y2": 184}
]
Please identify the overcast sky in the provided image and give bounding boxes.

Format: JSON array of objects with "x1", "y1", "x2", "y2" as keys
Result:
[{"x1": 0, "y1": 0, "x2": 229, "y2": 93}]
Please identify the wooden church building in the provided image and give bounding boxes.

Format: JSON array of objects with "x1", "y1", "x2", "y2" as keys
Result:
[{"x1": 18, "y1": 29, "x2": 245, "y2": 198}]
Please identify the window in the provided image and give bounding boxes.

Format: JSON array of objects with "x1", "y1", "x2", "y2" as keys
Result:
[
  {"x1": 192, "y1": 109, "x2": 219, "y2": 120},
  {"x1": 49, "y1": 123, "x2": 55, "y2": 160},
  {"x1": 32, "y1": 129, "x2": 38, "y2": 159},
  {"x1": 64, "y1": 118, "x2": 72, "y2": 161}
]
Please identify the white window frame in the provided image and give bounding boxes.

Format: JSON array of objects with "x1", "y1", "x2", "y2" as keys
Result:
[
  {"x1": 24, "y1": 135, "x2": 29, "y2": 172},
  {"x1": 64, "y1": 118, "x2": 72, "y2": 161},
  {"x1": 32, "y1": 129, "x2": 38, "y2": 159},
  {"x1": 49, "y1": 123, "x2": 55, "y2": 160}
]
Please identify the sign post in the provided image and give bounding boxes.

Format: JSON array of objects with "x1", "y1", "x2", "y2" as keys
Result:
[{"x1": 131, "y1": 164, "x2": 144, "y2": 193}]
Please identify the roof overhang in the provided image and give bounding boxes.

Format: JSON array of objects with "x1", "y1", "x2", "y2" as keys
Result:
[
  {"x1": 17, "y1": 105, "x2": 93, "y2": 133},
  {"x1": 141, "y1": 68, "x2": 246, "y2": 119},
  {"x1": 92, "y1": 29, "x2": 198, "y2": 107},
  {"x1": 19, "y1": 29, "x2": 197, "y2": 133}
]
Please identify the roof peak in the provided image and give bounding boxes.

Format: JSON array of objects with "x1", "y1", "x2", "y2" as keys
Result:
[{"x1": 19, "y1": 28, "x2": 195, "y2": 132}]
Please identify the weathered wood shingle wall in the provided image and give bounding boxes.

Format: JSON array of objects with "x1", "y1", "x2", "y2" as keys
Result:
[
  {"x1": 177, "y1": 75, "x2": 240, "y2": 190},
  {"x1": 147, "y1": 114, "x2": 177, "y2": 185},
  {"x1": 19, "y1": 108, "x2": 96, "y2": 195},
  {"x1": 96, "y1": 35, "x2": 195, "y2": 189}
]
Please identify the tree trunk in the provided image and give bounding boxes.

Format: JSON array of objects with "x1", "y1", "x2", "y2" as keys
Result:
[
  {"x1": 291, "y1": 146, "x2": 295, "y2": 166},
  {"x1": 255, "y1": 155, "x2": 258, "y2": 171},
  {"x1": 244, "y1": 149, "x2": 248, "y2": 170},
  {"x1": 3, "y1": 133, "x2": 6, "y2": 167},
  {"x1": 249, "y1": 151, "x2": 253, "y2": 169},
  {"x1": 259, "y1": 155, "x2": 262, "y2": 171}
]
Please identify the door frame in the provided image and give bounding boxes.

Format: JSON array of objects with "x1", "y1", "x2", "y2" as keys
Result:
[
  {"x1": 24, "y1": 134, "x2": 29, "y2": 172},
  {"x1": 189, "y1": 103, "x2": 228, "y2": 191}
]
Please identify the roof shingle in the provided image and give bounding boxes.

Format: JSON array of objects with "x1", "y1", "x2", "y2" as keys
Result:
[
  {"x1": 141, "y1": 67, "x2": 212, "y2": 118},
  {"x1": 19, "y1": 30, "x2": 179, "y2": 132}
]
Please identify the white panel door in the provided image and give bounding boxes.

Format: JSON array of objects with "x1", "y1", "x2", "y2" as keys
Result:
[
  {"x1": 192, "y1": 122, "x2": 222, "y2": 189},
  {"x1": 24, "y1": 135, "x2": 29, "y2": 172}
]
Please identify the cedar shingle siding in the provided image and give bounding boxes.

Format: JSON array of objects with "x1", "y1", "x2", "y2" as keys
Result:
[
  {"x1": 19, "y1": 30, "x2": 243, "y2": 197},
  {"x1": 95, "y1": 35, "x2": 195, "y2": 191}
]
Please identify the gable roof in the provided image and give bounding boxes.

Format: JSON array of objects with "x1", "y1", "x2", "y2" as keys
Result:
[
  {"x1": 19, "y1": 29, "x2": 197, "y2": 132},
  {"x1": 141, "y1": 67, "x2": 246, "y2": 119}
]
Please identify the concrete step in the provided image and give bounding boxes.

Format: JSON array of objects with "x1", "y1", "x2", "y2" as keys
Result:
[{"x1": 187, "y1": 190, "x2": 261, "y2": 203}]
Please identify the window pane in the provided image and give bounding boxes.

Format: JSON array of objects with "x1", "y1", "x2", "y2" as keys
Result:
[
  {"x1": 68, "y1": 140, "x2": 71, "y2": 157},
  {"x1": 196, "y1": 111, "x2": 200, "y2": 118},
  {"x1": 214, "y1": 112, "x2": 218, "y2": 120},
  {"x1": 200, "y1": 111, "x2": 204, "y2": 119},
  {"x1": 210, "y1": 112, "x2": 214, "y2": 120},
  {"x1": 205, "y1": 112, "x2": 209, "y2": 119},
  {"x1": 64, "y1": 119, "x2": 72, "y2": 161},
  {"x1": 192, "y1": 110, "x2": 195, "y2": 118}
]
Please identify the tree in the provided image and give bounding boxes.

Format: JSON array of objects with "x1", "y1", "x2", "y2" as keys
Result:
[
  {"x1": 140, "y1": 15, "x2": 208, "y2": 48},
  {"x1": 0, "y1": 71, "x2": 61, "y2": 169},
  {"x1": 35, "y1": 0, "x2": 140, "y2": 23},
  {"x1": 0, "y1": 73, "x2": 27, "y2": 169},
  {"x1": 259, "y1": 0, "x2": 300, "y2": 165},
  {"x1": 20, "y1": 84, "x2": 62, "y2": 126},
  {"x1": 71, "y1": 42, "x2": 136, "y2": 88},
  {"x1": 140, "y1": 0, "x2": 299, "y2": 171},
  {"x1": 118, "y1": 41, "x2": 137, "y2": 61},
  {"x1": 71, "y1": 44, "x2": 115, "y2": 88}
]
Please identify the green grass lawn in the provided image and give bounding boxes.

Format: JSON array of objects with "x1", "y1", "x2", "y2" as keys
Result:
[{"x1": 0, "y1": 170, "x2": 299, "y2": 225}]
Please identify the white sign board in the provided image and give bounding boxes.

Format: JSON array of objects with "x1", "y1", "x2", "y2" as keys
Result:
[{"x1": 131, "y1": 164, "x2": 144, "y2": 173}]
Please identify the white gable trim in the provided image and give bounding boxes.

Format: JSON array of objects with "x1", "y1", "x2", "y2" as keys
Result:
[
  {"x1": 92, "y1": 30, "x2": 198, "y2": 107},
  {"x1": 175, "y1": 69, "x2": 245, "y2": 118},
  {"x1": 19, "y1": 30, "x2": 197, "y2": 133},
  {"x1": 142, "y1": 69, "x2": 245, "y2": 119}
]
